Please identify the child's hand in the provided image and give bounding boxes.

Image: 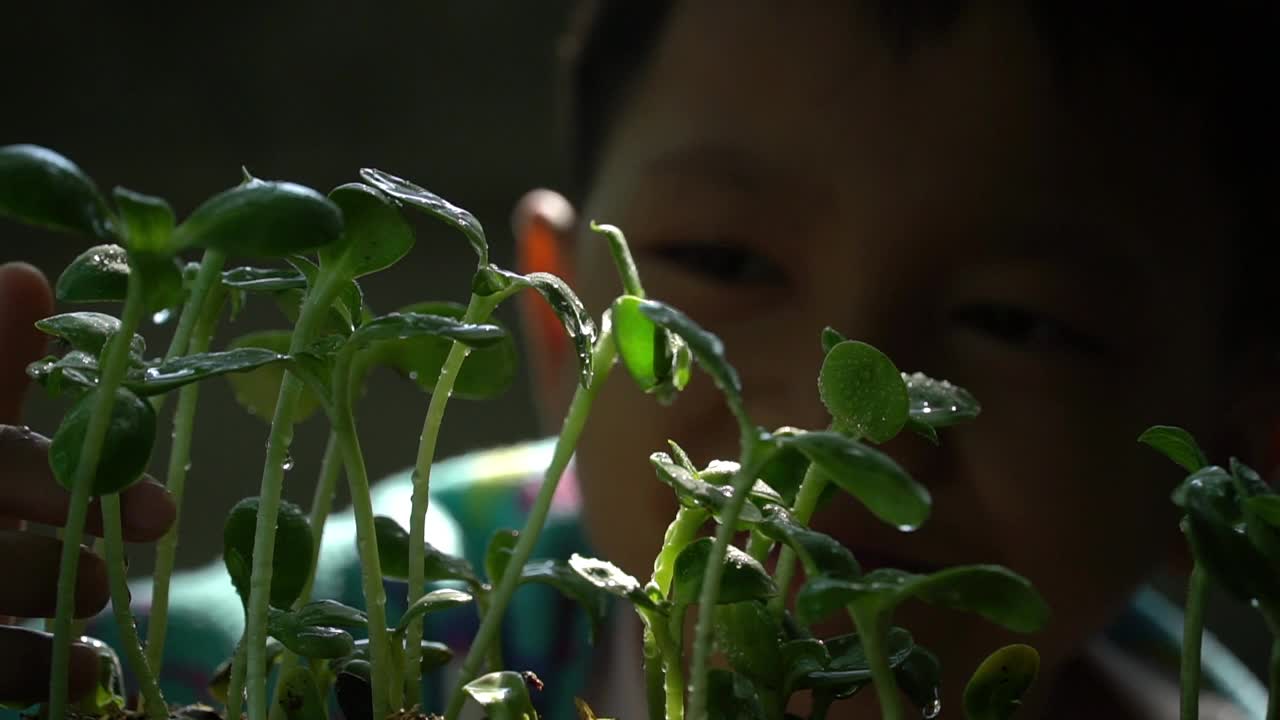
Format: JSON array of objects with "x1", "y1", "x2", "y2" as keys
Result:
[{"x1": 0, "y1": 262, "x2": 176, "y2": 704}]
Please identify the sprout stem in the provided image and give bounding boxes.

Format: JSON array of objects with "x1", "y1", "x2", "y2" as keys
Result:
[
  {"x1": 332, "y1": 347, "x2": 395, "y2": 718},
  {"x1": 640, "y1": 606, "x2": 684, "y2": 720},
  {"x1": 48, "y1": 266, "x2": 146, "y2": 719},
  {"x1": 238, "y1": 272, "x2": 341, "y2": 720},
  {"x1": 766, "y1": 463, "x2": 826, "y2": 617},
  {"x1": 855, "y1": 607, "x2": 904, "y2": 720},
  {"x1": 225, "y1": 638, "x2": 247, "y2": 720},
  {"x1": 686, "y1": 437, "x2": 770, "y2": 720},
  {"x1": 592, "y1": 222, "x2": 646, "y2": 298},
  {"x1": 405, "y1": 293, "x2": 498, "y2": 700},
  {"x1": 147, "y1": 251, "x2": 227, "y2": 673},
  {"x1": 101, "y1": 493, "x2": 168, "y2": 719},
  {"x1": 1181, "y1": 562, "x2": 1207, "y2": 720},
  {"x1": 652, "y1": 506, "x2": 707, "y2": 599},
  {"x1": 642, "y1": 625, "x2": 667, "y2": 720},
  {"x1": 444, "y1": 323, "x2": 617, "y2": 720},
  {"x1": 1267, "y1": 637, "x2": 1279, "y2": 720}
]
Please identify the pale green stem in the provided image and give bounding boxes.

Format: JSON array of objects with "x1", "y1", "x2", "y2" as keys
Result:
[
  {"x1": 147, "y1": 255, "x2": 226, "y2": 673},
  {"x1": 405, "y1": 293, "x2": 497, "y2": 701},
  {"x1": 48, "y1": 267, "x2": 146, "y2": 718},
  {"x1": 686, "y1": 439, "x2": 771, "y2": 720},
  {"x1": 642, "y1": 624, "x2": 667, "y2": 720},
  {"x1": 643, "y1": 507, "x2": 702, "y2": 720},
  {"x1": 592, "y1": 222, "x2": 646, "y2": 298},
  {"x1": 238, "y1": 273, "x2": 342, "y2": 720},
  {"x1": 652, "y1": 507, "x2": 707, "y2": 598},
  {"x1": 101, "y1": 493, "x2": 168, "y2": 719},
  {"x1": 332, "y1": 347, "x2": 395, "y2": 718},
  {"x1": 640, "y1": 606, "x2": 684, "y2": 720},
  {"x1": 854, "y1": 608, "x2": 904, "y2": 720},
  {"x1": 226, "y1": 639, "x2": 247, "y2": 720},
  {"x1": 1182, "y1": 562, "x2": 1208, "y2": 720},
  {"x1": 268, "y1": 430, "x2": 342, "y2": 720},
  {"x1": 766, "y1": 463, "x2": 827, "y2": 617},
  {"x1": 444, "y1": 325, "x2": 618, "y2": 720}
]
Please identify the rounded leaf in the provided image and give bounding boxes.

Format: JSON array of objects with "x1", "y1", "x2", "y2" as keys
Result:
[
  {"x1": 650, "y1": 453, "x2": 763, "y2": 527},
  {"x1": 758, "y1": 504, "x2": 861, "y2": 579},
  {"x1": 963, "y1": 644, "x2": 1039, "y2": 720},
  {"x1": 294, "y1": 599, "x2": 368, "y2": 630},
  {"x1": 485, "y1": 528, "x2": 520, "y2": 586},
  {"x1": 223, "y1": 496, "x2": 314, "y2": 608},
  {"x1": 775, "y1": 430, "x2": 930, "y2": 531},
  {"x1": 819, "y1": 340, "x2": 908, "y2": 443},
  {"x1": 462, "y1": 671, "x2": 538, "y2": 720},
  {"x1": 672, "y1": 537, "x2": 777, "y2": 606},
  {"x1": 174, "y1": 180, "x2": 343, "y2": 257},
  {"x1": 712, "y1": 601, "x2": 784, "y2": 686},
  {"x1": 55, "y1": 244, "x2": 129, "y2": 304},
  {"x1": 132, "y1": 347, "x2": 289, "y2": 396},
  {"x1": 611, "y1": 294, "x2": 688, "y2": 399},
  {"x1": 321, "y1": 183, "x2": 415, "y2": 278},
  {"x1": 480, "y1": 267, "x2": 597, "y2": 388},
  {"x1": 112, "y1": 186, "x2": 175, "y2": 253},
  {"x1": 49, "y1": 386, "x2": 156, "y2": 495},
  {"x1": 221, "y1": 266, "x2": 308, "y2": 292},
  {"x1": 520, "y1": 559, "x2": 613, "y2": 644},
  {"x1": 373, "y1": 515, "x2": 479, "y2": 586},
  {"x1": 358, "y1": 168, "x2": 488, "y2": 266},
  {"x1": 0, "y1": 144, "x2": 115, "y2": 239},
  {"x1": 274, "y1": 666, "x2": 326, "y2": 720},
  {"x1": 35, "y1": 311, "x2": 136, "y2": 358},
  {"x1": 893, "y1": 645, "x2": 942, "y2": 717},
  {"x1": 903, "y1": 371, "x2": 981, "y2": 432},
  {"x1": 225, "y1": 331, "x2": 322, "y2": 424},
  {"x1": 1138, "y1": 425, "x2": 1208, "y2": 474},
  {"x1": 568, "y1": 553, "x2": 659, "y2": 610},
  {"x1": 395, "y1": 588, "x2": 474, "y2": 634}
]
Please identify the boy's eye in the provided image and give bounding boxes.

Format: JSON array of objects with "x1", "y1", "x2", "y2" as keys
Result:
[
  {"x1": 949, "y1": 302, "x2": 1106, "y2": 356},
  {"x1": 649, "y1": 242, "x2": 787, "y2": 286}
]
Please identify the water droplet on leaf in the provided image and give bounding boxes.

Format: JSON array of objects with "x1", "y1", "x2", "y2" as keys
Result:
[
  {"x1": 282, "y1": 454, "x2": 294, "y2": 471},
  {"x1": 922, "y1": 697, "x2": 941, "y2": 719},
  {"x1": 152, "y1": 308, "x2": 172, "y2": 325}
]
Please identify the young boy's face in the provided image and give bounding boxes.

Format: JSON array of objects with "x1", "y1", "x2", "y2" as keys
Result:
[{"x1": 526, "y1": 1, "x2": 1245, "y2": 710}]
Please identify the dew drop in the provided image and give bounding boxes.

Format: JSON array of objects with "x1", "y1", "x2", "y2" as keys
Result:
[
  {"x1": 408, "y1": 371, "x2": 419, "y2": 382},
  {"x1": 152, "y1": 308, "x2": 173, "y2": 325},
  {"x1": 922, "y1": 697, "x2": 942, "y2": 719},
  {"x1": 282, "y1": 454, "x2": 294, "y2": 471}
]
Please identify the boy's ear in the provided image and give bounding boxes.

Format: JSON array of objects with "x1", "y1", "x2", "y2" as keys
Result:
[{"x1": 511, "y1": 189, "x2": 578, "y2": 423}]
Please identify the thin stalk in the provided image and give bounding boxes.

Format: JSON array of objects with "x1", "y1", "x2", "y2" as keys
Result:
[
  {"x1": 767, "y1": 464, "x2": 827, "y2": 617},
  {"x1": 48, "y1": 267, "x2": 146, "y2": 718},
  {"x1": 147, "y1": 256, "x2": 227, "y2": 672},
  {"x1": 592, "y1": 221, "x2": 646, "y2": 298},
  {"x1": 642, "y1": 507, "x2": 701, "y2": 720},
  {"x1": 652, "y1": 506, "x2": 707, "y2": 597},
  {"x1": 444, "y1": 326, "x2": 618, "y2": 720},
  {"x1": 1181, "y1": 562, "x2": 1208, "y2": 720},
  {"x1": 642, "y1": 624, "x2": 667, "y2": 720},
  {"x1": 1268, "y1": 638, "x2": 1279, "y2": 720},
  {"x1": 225, "y1": 638, "x2": 247, "y2": 720},
  {"x1": 855, "y1": 609, "x2": 904, "y2": 720},
  {"x1": 686, "y1": 439, "x2": 771, "y2": 720},
  {"x1": 268, "y1": 430, "x2": 343, "y2": 720},
  {"x1": 405, "y1": 292, "x2": 498, "y2": 699},
  {"x1": 101, "y1": 493, "x2": 168, "y2": 719},
  {"x1": 640, "y1": 607, "x2": 684, "y2": 720},
  {"x1": 332, "y1": 347, "x2": 395, "y2": 718},
  {"x1": 238, "y1": 273, "x2": 342, "y2": 720}
]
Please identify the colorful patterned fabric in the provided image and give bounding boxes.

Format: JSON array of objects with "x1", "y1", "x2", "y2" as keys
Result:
[{"x1": 70, "y1": 438, "x2": 1266, "y2": 719}]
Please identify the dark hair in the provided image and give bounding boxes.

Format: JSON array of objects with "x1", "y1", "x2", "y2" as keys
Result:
[{"x1": 558, "y1": 1, "x2": 1277, "y2": 344}]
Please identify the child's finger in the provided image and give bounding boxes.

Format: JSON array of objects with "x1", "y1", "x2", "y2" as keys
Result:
[
  {"x1": 0, "y1": 627, "x2": 99, "y2": 703},
  {"x1": 0, "y1": 425, "x2": 176, "y2": 542},
  {"x1": 0, "y1": 532, "x2": 109, "y2": 619},
  {"x1": 0, "y1": 262, "x2": 54, "y2": 425}
]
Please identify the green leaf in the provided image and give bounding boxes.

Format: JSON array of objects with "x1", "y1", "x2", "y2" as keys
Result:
[
  {"x1": 395, "y1": 588, "x2": 474, "y2": 634},
  {"x1": 699, "y1": 460, "x2": 786, "y2": 509},
  {"x1": 373, "y1": 515, "x2": 480, "y2": 587},
  {"x1": 112, "y1": 187, "x2": 174, "y2": 253},
  {"x1": 820, "y1": 326, "x2": 848, "y2": 355},
  {"x1": 705, "y1": 669, "x2": 767, "y2": 720},
  {"x1": 74, "y1": 636, "x2": 125, "y2": 716},
  {"x1": 1138, "y1": 425, "x2": 1209, "y2": 474},
  {"x1": 221, "y1": 266, "x2": 307, "y2": 292},
  {"x1": 650, "y1": 452, "x2": 763, "y2": 527},
  {"x1": 55, "y1": 244, "x2": 128, "y2": 304},
  {"x1": 129, "y1": 347, "x2": 289, "y2": 395},
  {"x1": 334, "y1": 663, "x2": 372, "y2": 720},
  {"x1": 480, "y1": 267, "x2": 597, "y2": 388},
  {"x1": 611, "y1": 294, "x2": 690, "y2": 400},
  {"x1": 35, "y1": 311, "x2": 141, "y2": 359},
  {"x1": 174, "y1": 179, "x2": 343, "y2": 257},
  {"x1": 0, "y1": 144, "x2": 115, "y2": 239},
  {"x1": 132, "y1": 251, "x2": 186, "y2": 313},
  {"x1": 223, "y1": 497, "x2": 314, "y2": 608},
  {"x1": 819, "y1": 341, "x2": 908, "y2": 444},
  {"x1": 796, "y1": 566, "x2": 1048, "y2": 633},
  {"x1": 27, "y1": 351, "x2": 99, "y2": 397},
  {"x1": 49, "y1": 386, "x2": 156, "y2": 495},
  {"x1": 780, "y1": 639, "x2": 830, "y2": 694},
  {"x1": 568, "y1": 553, "x2": 660, "y2": 611},
  {"x1": 485, "y1": 528, "x2": 520, "y2": 586},
  {"x1": 520, "y1": 559, "x2": 613, "y2": 644},
  {"x1": 208, "y1": 638, "x2": 285, "y2": 703},
  {"x1": 321, "y1": 182, "x2": 415, "y2": 278},
  {"x1": 293, "y1": 599, "x2": 367, "y2": 630},
  {"x1": 893, "y1": 645, "x2": 942, "y2": 717},
  {"x1": 274, "y1": 666, "x2": 326, "y2": 720},
  {"x1": 358, "y1": 300, "x2": 518, "y2": 400},
  {"x1": 963, "y1": 644, "x2": 1039, "y2": 720},
  {"x1": 713, "y1": 601, "x2": 784, "y2": 686},
  {"x1": 225, "y1": 331, "x2": 322, "y2": 424},
  {"x1": 790, "y1": 627, "x2": 915, "y2": 694},
  {"x1": 757, "y1": 504, "x2": 861, "y2": 579},
  {"x1": 342, "y1": 638, "x2": 453, "y2": 672},
  {"x1": 637, "y1": 299, "x2": 743, "y2": 409},
  {"x1": 903, "y1": 371, "x2": 981, "y2": 429},
  {"x1": 757, "y1": 443, "x2": 810, "y2": 506},
  {"x1": 283, "y1": 255, "x2": 362, "y2": 334},
  {"x1": 346, "y1": 311, "x2": 506, "y2": 352},
  {"x1": 672, "y1": 538, "x2": 776, "y2": 606},
  {"x1": 1248, "y1": 495, "x2": 1280, "y2": 525},
  {"x1": 462, "y1": 671, "x2": 538, "y2": 720},
  {"x1": 358, "y1": 168, "x2": 488, "y2": 266},
  {"x1": 268, "y1": 608, "x2": 355, "y2": 659},
  {"x1": 1180, "y1": 469, "x2": 1280, "y2": 604},
  {"x1": 774, "y1": 429, "x2": 930, "y2": 531}
]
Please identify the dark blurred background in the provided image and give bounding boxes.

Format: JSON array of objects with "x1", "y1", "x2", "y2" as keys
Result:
[
  {"x1": 2, "y1": 1, "x2": 1271, "y2": 686},
  {"x1": 2, "y1": 1, "x2": 574, "y2": 573}
]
